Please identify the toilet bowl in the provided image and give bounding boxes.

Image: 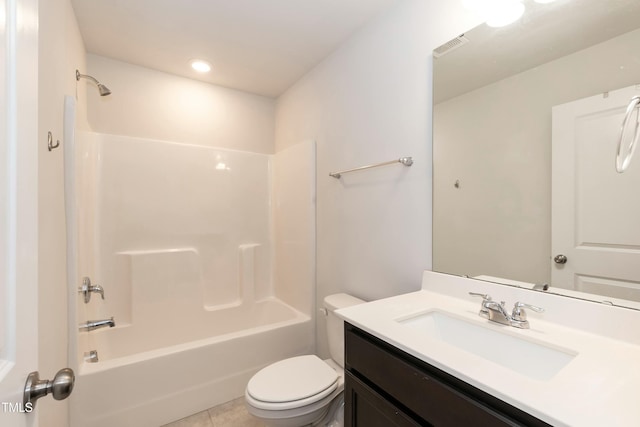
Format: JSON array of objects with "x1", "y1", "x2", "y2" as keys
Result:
[{"x1": 245, "y1": 293, "x2": 364, "y2": 427}]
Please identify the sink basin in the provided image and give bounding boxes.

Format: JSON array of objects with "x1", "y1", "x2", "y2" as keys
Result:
[{"x1": 397, "y1": 310, "x2": 577, "y2": 381}]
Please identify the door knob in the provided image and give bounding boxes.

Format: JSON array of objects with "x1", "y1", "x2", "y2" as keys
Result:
[
  {"x1": 554, "y1": 254, "x2": 568, "y2": 264},
  {"x1": 23, "y1": 368, "x2": 75, "y2": 408}
]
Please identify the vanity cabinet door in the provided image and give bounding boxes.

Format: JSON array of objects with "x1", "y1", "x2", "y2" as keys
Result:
[{"x1": 345, "y1": 372, "x2": 423, "y2": 427}]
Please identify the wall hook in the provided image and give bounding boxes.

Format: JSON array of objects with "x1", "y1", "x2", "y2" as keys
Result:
[{"x1": 47, "y1": 131, "x2": 60, "y2": 151}]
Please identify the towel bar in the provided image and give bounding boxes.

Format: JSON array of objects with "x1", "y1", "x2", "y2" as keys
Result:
[{"x1": 329, "y1": 157, "x2": 413, "y2": 179}]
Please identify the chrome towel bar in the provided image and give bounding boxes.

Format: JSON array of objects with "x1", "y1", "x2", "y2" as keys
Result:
[{"x1": 329, "y1": 157, "x2": 413, "y2": 179}]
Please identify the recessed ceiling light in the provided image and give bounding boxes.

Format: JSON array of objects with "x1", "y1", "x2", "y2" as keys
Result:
[
  {"x1": 485, "y1": 0, "x2": 525, "y2": 27},
  {"x1": 463, "y1": 0, "x2": 525, "y2": 28},
  {"x1": 190, "y1": 60, "x2": 211, "y2": 73}
]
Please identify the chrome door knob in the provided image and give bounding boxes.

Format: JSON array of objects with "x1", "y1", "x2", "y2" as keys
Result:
[
  {"x1": 554, "y1": 254, "x2": 568, "y2": 264},
  {"x1": 23, "y1": 368, "x2": 75, "y2": 408}
]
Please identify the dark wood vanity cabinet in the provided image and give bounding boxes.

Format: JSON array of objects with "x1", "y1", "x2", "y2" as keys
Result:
[{"x1": 344, "y1": 323, "x2": 550, "y2": 427}]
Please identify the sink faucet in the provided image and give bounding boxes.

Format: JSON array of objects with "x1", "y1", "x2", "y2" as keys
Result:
[
  {"x1": 469, "y1": 293, "x2": 543, "y2": 329},
  {"x1": 485, "y1": 300, "x2": 512, "y2": 324},
  {"x1": 79, "y1": 317, "x2": 115, "y2": 332}
]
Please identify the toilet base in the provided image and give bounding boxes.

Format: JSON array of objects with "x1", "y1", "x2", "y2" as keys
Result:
[
  {"x1": 246, "y1": 391, "x2": 344, "y2": 427},
  {"x1": 246, "y1": 405, "x2": 327, "y2": 427},
  {"x1": 313, "y1": 393, "x2": 344, "y2": 427}
]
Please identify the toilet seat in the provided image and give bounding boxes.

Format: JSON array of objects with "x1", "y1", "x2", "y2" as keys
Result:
[{"x1": 246, "y1": 355, "x2": 339, "y2": 411}]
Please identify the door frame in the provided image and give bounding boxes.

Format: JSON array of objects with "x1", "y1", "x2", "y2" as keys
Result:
[{"x1": 0, "y1": 0, "x2": 40, "y2": 424}]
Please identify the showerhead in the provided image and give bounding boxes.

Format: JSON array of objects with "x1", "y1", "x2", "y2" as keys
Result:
[
  {"x1": 97, "y1": 83, "x2": 111, "y2": 96},
  {"x1": 76, "y1": 69, "x2": 112, "y2": 96}
]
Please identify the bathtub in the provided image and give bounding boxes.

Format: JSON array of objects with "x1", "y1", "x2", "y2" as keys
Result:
[
  {"x1": 64, "y1": 123, "x2": 316, "y2": 426},
  {"x1": 70, "y1": 298, "x2": 311, "y2": 427}
]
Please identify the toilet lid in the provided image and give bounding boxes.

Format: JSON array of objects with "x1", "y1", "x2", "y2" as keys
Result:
[{"x1": 247, "y1": 355, "x2": 338, "y2": 404}]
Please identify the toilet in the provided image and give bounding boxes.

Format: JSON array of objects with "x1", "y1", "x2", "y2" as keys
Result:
[{"x1": 245, "y1": 293, "x2": 364, "y2": 427}]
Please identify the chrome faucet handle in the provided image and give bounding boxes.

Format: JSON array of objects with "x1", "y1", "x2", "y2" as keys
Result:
[
  {"x1": 468, "y1": 292, "x2": 492, "y2": 318},
  {"x1": 79, "y1": 277, "x2": 105, "y2": 303},
  {"x1": 511, "y1": 302, "x2": 544, "y2": 321},
  {"x1": 468, "y1": 292, "x2": 492, "y2": 301},
  {"x1": 92, "y1": 284, "x2": 105, "y2": 300}
]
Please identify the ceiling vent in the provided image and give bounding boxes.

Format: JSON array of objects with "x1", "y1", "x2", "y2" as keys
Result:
[{"x1": 433, "y1": 35, "x2": 469, "y2": 58}]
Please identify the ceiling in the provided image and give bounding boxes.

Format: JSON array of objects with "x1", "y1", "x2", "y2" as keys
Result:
[
  {"x1": 71, "y1": 0, "x2": 400, "y2": 98},
  {"x1": 434, "y1": 0, "x2": 640, "y2": 103}
]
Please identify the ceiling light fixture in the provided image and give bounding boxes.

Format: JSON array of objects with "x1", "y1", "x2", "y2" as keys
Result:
[
  {"x1": 190, "y1": 59, "x2": 211, "y2": 73},
  {"x1": 463, "y1": 0, "x2": 525, "y2": 28}
]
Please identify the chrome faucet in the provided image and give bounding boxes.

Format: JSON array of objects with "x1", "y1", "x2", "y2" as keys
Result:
[
  {"x1": 79, "y1": 277, "x2": 105, "y2": 303},
  {"x1": 469, "y1": 293, "x2": 543, "y2": 329},
  {"x1": 485, "y1": 299, "x2": 512, "y2": 324},
  {"x1": 79, "y1": 317, "x2": 115, "y2": 332}
]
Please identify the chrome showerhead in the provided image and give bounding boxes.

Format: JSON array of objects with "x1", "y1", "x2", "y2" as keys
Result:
[
  {"x1": 96, "y1": 83, "x2": 111, "y2": 96},
  {"x1": 76, "y1": 69, "x2": 112, "y2": 96}
]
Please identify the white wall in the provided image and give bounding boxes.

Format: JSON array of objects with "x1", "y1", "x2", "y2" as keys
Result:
[
  {"x1": 86, "y1": 54, "x2": 276, "y2": 154},
  {"x1": 275, "y1": 0, "x2": 480, "y2": 358},
  {"x1": 38, "y1": 0, "x2": 89, "y2": 425},
  {"x1": 273, "y1": 141, "x2": 316, "y2": 315},
  {"x1": 433, "y1": 28, "x2": 640, "y2": 285}
]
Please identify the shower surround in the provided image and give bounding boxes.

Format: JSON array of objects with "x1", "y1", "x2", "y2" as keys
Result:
[{"x1": 66, "y1": 131, "x2": 316, "y2": 427}]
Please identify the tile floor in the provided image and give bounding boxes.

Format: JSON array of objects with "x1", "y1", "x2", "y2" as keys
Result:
[{"x1": 161, "y1": 397, "x2": 263, "y2": 427}]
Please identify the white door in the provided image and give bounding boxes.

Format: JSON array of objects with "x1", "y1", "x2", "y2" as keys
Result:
[
  {"x1": 552, "y1": 84, "x2": 640, "y2": 301},
  {"x1": 0, "y1": 0, "x2": 40, "y2": 424}
]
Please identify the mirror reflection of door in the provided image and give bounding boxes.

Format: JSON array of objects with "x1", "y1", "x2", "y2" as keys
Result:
[{"x1": 552, "y1": 84, "x2": 640, "y2": 301}]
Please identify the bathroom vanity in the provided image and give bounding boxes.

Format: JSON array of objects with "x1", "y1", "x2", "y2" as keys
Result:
[
  {"x1": 337, "y1": 271, "x2": 640, "y2": 427},
  {"x1": 344, "y1": 323, "x2": 547, "y2": 426}
]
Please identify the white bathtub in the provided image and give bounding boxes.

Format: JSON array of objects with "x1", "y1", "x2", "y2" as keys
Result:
[
  {"x1": 70, "y1": 298, "x2": 311, "y2": 427},
  {"x1": 88, "y1": 297, "x2": 305, "y2": 361}
]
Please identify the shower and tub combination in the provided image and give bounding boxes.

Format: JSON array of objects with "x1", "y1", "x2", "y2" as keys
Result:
[{"x1": 63, "y1": 97, "x2": 316, "y2": 426}]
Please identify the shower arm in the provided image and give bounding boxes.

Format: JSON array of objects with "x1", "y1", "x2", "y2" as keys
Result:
[
  {"x1": 76, "y1": 70, "x2": 99, "y2": 85},
  {"x1": 75, "y1": 69, "x2": 111, "y2": 96}
]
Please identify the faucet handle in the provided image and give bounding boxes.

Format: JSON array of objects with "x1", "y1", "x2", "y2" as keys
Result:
[
  {"x1": 511, "y1": 301, "x2": 544, "y2": 321},
  {"x1": 79, "y1": 277, "x2": 105, "y2": 303},
  {"x1": 469, "y1": 292, "x2": 492, "y2": 319},
  {"x1": 93, "y1": 285, "x2": 105, "y2": 300},
  {"x1": 468, "y1": 292, "x2": 492, "y2": 301}
]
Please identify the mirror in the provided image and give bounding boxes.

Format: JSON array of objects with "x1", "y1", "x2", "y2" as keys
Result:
[{"x1": 432, "y1": 0, "x2": 640, "y2": 309}]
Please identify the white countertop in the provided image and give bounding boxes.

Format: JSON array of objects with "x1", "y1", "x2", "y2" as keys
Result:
[{"x1": 336, "y1": 271, "x2": 640, "y2": 427}]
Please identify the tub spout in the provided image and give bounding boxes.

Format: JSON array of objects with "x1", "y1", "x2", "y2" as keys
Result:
[{"x1": 79, "y1": 317, "x2": 115, "y2": 332}]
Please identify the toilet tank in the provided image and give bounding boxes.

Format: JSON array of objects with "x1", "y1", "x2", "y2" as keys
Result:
[{"x1": 324, "y1": 293, "x2": 364, "y2": 368}]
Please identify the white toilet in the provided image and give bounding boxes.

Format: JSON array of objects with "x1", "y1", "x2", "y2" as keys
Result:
[{"x1": 245, "y1": 293, "x2": 364, "y2": 427}]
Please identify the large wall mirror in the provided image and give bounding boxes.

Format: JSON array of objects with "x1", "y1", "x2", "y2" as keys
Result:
[{"x1": 433, "y1": 0, "x2": 640, "y2": 309}]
